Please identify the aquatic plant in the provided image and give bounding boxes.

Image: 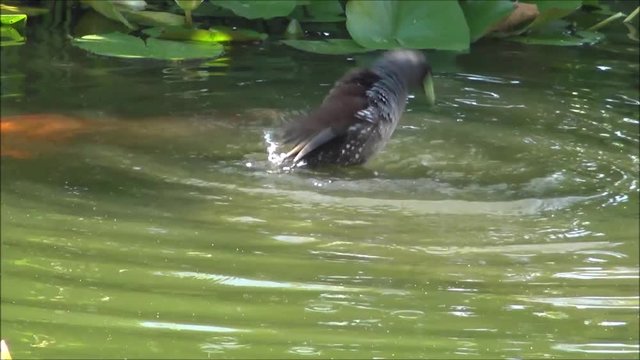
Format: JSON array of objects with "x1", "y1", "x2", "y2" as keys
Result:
[{"x1": 0, "y1": 0, "x2": 637, "y2": 58}]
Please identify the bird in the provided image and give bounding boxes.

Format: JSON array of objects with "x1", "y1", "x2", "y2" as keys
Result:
[{"x1": 280, "y1": 49, "x2": 435, "y2": 168}]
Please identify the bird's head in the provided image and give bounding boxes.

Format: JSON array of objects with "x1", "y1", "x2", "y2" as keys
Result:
[{"x1": 374, "y1": 50, "x2": 436, "y2": 106}]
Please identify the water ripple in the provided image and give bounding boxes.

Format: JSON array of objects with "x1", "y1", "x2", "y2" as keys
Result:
[{"x1": 520, "y1": 296, "x2": 639, "y2": 309}]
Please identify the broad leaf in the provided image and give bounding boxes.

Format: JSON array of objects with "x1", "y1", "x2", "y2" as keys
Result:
[
  {"x1": 148, "y1": 26, "x2": 266, "y2": 42},
  {"x1": 0, "y1": 14, "x2": 27, "y2": 28},
  {"x1": 1, "y1": 25, "x2": 26, "y2": 46},
  {"x1": 460, "y1": 0, "x2": 515, "y2": 41},
  {"x1": 120, "y1": 10, "x2": 185, "y2": 27},
  {"x1": 282, "y1": 39, "x2": 372, "y2": 54},
  {"x1": 346, "y1": 0, "x2": 470, "y2": 50},
  {"x1": 74, "y1": 10, "x2": 130, "y2": 36},
  {"x1": 82, "y1": 0, "x2": 136, "y2": 30},
  {"x1": 303, "y1": 0, "x2": 344, "y2": 22},
  {"x1": 0, "y1": 4, "x2": 49, "y2": 16},
  {"x1": 72, "y1": 32, "x2": 224, "y2": 60},
  {"x1": 212, "y1": 0, "x2": 297, "y2": 19},
  {"x1": 524, "y1": 0, "x2": 582, "y2": 30}
]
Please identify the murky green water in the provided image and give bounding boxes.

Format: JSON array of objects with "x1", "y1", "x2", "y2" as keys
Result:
[{"x1": 2, "y1": 20, "x2": 639, "y2": 359}]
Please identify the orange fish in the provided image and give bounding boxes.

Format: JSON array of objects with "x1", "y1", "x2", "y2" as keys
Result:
[{"x1": 0, "y1": 113, "x2": 93, "y2": 158}]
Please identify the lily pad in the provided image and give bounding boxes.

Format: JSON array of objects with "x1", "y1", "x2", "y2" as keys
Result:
[
  {"x1": 282, "y1": 39, "x2": 372, "y2": 55},
  {"x1": 0, "y1": 4, "x2": 48, "y2": 16},
  {"x1": 212, "y1": 0, "x2": 297, "y2": 19},
  {"x1": 460, "y1": 0, "x2": 515, "y2": 41},
  {"x1": 72, "y1": 32, "x2": 224, "y2": 60},
  {"x1": 83, "y1": 0, "x2": 135, "y2": 30},
  {"x1": 1, "y1": 25, "x2": 25, "y2": 46},
  {"x1": 345, "y1": 0, "x2": 470, "y2": 50},
  {"x1": 524, "y1": 0, "x2": 582, "y2": 30},
  {"x1": 1, "y1": 14, "x2": 27, "y2": 28},
  {"x1": 507, "y1": 30, "x2": 605, "y2": 46},
  {"x1": 149, "y1": 26, "x2": 267, "y2": 42},
  {"x1": 119, "y1": 10, "x2": 185, "y2": 27},
  {"x1": 293, "y1": 0, "x2": 345, "y2": 22},
  {"x1": 74, "y1": 9, "x2": 130, "y2": 36}
]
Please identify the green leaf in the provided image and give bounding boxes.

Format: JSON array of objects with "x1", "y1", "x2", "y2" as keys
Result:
[
  {"x1": 72, "y1": 32, "x2": 224, "y2": 60},
  {"x1": 0, "y1": 14, "x2": 27, "y2": 28},
  {"x1": 460, "y1": 0, "x2": 515, "y2": 41},
  {"x1": 281, "y1": 39, "x2": 373, "y2": 54},
  {"x1": 1, "y1": 14, "x2": 27, "y2": 46},
  {"x1": 148, "y1": 26, "x2": 267, "y2": 42},
  {"x1": 0, "y1": 4, "x2": 48, "y2": 16},
  {"x1": 524, "y1": 0, "x2": 583, "y2": 30},
  {"x1": 212, "y1": 0, "x2": 297, "y2": 19},
  {"x1": 210, "y1": 26, "x2": 268, "y2": 42},
  {"x1": 1, "y1": 25, "x2": 26, "y2": 46},
  {"x1": 174, "y1": 0, "x2": 204, "y2": 11},
  {"x1": 74, "y1": 9, "x2": 130, "y2": 36},
  {"x1": 120, "y1": 10, "x2": 185, "y2": 27},
  {"x1": 82, "y1": 0, "x2": 136, "y2": 30},
  {"x1": 303, "y1": 0, "x2": 344, "y2": 22},
  {"x1": 507, "y1": 29, "x2": 604, "y2": 46},
  {"x1": 345, "y1": 0, "x2": 470, "y2": 51}
]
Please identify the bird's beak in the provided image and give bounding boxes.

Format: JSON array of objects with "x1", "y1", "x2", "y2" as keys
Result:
[{"x1": 423, "y1": 71, "x2": 436, "y2": 106}]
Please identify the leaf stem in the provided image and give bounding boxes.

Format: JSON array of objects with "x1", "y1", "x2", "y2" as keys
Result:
[
  {"x1": 185, "y1": 9, "x2": 192, "y2": 27},
  {"x1": 623, "y1": 7, "x2": 639, "y2": 23},
  {"x1": 587, "y1": 12, "x2": 625, "y2": 31}
]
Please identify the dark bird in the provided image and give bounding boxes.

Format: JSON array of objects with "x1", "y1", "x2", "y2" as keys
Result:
[{"x1": 280, "y1": 49, "x2": 435, "y2": 167}]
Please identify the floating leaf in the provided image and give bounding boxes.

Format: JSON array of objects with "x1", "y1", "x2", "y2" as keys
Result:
[
  {"x1": 460, "y1": 0, "x2": 515, "y2": 41},
  {"x1": 345, "y1": 0, "x2": 470, "y2": 50},
  {"x1": 0, "y1": 4, "x2": 49, "y2": 16},
  {"x1": 211, "y1": 26, "x2": 267, "y2": 42},
  {"x1": 508, "y1": 29, "x2": 605, "y2": 46},
  {"x1": 487, "y1": 2, "x2": 539, "y2": 35},
  {"x1": 74, "y1": 10, "x2": 130, "y2": 36},
  {"x1": 0, "y1": 24, "x2": 25, "y2": 46},
  {"x1": 150, "y1": 26, "x2": 266, "y2": 42},
  {"x1": 120, "y1": 10, "x2": 185, "y2": 27},
  {"x1": 282, "y1": 39, "x2": 373, "y2": 54},
  {"x1": 82, "y1": 0, "x2": 136, "y2": 30},
  {"x1": 524, "y1": 0, "x2": 582, "y2": 30},
  {"x1": 72, "y1": 32, "x2": 224, "y2": 60},
  {"x1": 0, "y1": 14, "x2": 27, "y2": 28},
  {"x1": 296, "y1": 0, "x2": 344, "y2": 22},
  {"x1": 212, "y1": 0, "x2": 297, "y2": 19}
]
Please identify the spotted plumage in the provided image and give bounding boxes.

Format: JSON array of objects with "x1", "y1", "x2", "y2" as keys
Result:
[{"x1": 281, "y1": 49, "x2": 435, "y2": 167}]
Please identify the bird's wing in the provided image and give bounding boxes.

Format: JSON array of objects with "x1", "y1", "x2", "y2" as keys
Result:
[{"x1": 281, "y1": 68, "x2": 381, "y2": 162}]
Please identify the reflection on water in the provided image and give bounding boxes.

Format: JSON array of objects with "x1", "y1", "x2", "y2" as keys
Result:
[{"x1": 1, "y1": 20, "x2": 639, "y2": 360}]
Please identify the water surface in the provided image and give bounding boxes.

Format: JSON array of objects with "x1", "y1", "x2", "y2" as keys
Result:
[{"x1": 1, "y1": 22, "x2": 639, "y2": 359}]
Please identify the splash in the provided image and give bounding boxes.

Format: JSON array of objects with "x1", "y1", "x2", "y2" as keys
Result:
[{"x1": 263, "y1": 129, "x2": 305, "y2": 171}]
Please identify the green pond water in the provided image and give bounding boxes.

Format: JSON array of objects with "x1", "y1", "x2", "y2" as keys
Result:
[{"x1": 1, "y1": 21, "x2": 639, "y2": 359}]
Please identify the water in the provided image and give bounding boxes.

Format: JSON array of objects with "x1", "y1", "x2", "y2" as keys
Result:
[{"x1": 1, "y1": 22, "x2": 638, "y2": 359}]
